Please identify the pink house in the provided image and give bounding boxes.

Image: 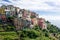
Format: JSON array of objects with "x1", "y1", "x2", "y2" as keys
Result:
[
  {"x1": 38, "y1": 18, "x2": 47, "y2": 29},
  {"x1": 1, "y1": 14, "x2": 6, "y2": 21},
  {"x1": 23, "y1": 10, "x2": 27, "y2": 17}
]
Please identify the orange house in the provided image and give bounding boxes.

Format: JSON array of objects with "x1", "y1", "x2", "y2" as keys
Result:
[{"x1": 31, "y1": 18, "x2": 38, "y2": 26}]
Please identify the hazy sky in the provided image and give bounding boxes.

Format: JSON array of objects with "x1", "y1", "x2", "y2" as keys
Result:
[{"x1": 0, "y1": 0, "x2": 60, "y2": 28}]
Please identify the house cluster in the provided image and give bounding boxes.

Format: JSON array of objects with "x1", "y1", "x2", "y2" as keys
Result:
[{"x1": 0, "y1": 5, "x2": 47, "y2": 30}]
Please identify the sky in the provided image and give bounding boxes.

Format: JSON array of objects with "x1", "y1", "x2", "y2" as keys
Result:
[{"x1": 0, "y1": 0, "x2": 60, "y2": 28}]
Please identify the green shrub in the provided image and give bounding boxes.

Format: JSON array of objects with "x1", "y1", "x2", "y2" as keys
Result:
[
  {"x1": 45, "y1": 32, "x2": 49, "y2": 37},
  {"x1": 20, "y1": 29, "x2": 40, "y2": 39},
  {"x1": 4, "y1": 37, "x2": 13, "y2": 40}
]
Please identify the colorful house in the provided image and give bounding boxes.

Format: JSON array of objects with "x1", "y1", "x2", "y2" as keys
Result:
[
  {"x1": 0, "y1": 8, "x2": 5, "y2": 14},
  {"x1": 31, "y1": 18, "x2": 38, "y2": 26},
  {"x1": 38, "y1": 18, "x2": 47, "y2": 29},
  {"x1": 0, "y1": 8, "x2": 6, "y2": 22},
  {"x1": 31, "y1": 12, "x2": 38, "y2": 18},
  {"x1": 0, "y1": 5, "x2": 47, "y2": 30},
  {"x1": 5, "y1": 9, "x2": 11, "y2": 17},
  {"x1": 18, "y1": 9, "x2": 24, "y2": 18},
  {"x1": 13, "y1": 17, "x2": 31, "y2": 30}
]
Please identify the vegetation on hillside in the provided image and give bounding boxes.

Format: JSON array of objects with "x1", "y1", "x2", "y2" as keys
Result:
[{"x1": 0, "y1": 21, "x2": 60, "y2": 40}]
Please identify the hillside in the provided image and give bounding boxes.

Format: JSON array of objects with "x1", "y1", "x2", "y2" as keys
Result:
[
  {"x1": 0, "y1": 21, "x2": 60, "y2": 40},
  {"x1": 0, "y1": 5, "x2": 60, "y2": 40}
]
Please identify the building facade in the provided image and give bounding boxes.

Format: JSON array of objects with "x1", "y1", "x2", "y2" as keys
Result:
[
  {"x1": 38, "y1": 18, "x2": 47, "y2": 29},
  {"x1": 31, "y1": 18, "x2": 38, "y2": 26},
  {"x1": 0, "y1": 5, "x2": 47, "y2": 30}
]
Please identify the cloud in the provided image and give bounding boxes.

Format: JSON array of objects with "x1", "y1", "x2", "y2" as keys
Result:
[
  {"x1": 7, "y1": 0, "x2": 53, "y2": 10},
  {"x1": 0, "y1": 0, "x2": 60, "y2": 10},
  {"x1": 39, "y1": 15, "x2": 60, "y2": 20},
  {"x1": 39, "y1": 15, "x2": 60, "y2": 28},
  {"x1": 50, "y1": 20, "x2": 60, "y2": 28},
  {"x1": 0, "y1": 0, "x2": 60, "y2": 11},
  {"x1": 0, "y1": 0, "x2": 12, "y2": 5}
]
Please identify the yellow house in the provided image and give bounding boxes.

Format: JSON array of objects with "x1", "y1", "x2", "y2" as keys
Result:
[
  {"x1": 31, "y1": 18, "x2": 38, "y2": 26},
  {"x1": 0, "y1": 8, "x2": 5, "y2": 14}
]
